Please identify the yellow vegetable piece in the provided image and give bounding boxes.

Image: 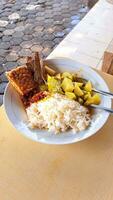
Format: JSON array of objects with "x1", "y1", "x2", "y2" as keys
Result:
[
  {"x1": 75, "y1": 82, "x2": 83, "y2": 87},
  {"x1": 61, "y1": 77, "x2": 74, "y2": 92},
  {"x1": 92, "y1": 93, "x2": 101, "y2": 104},
  {"x1": 84, "y1": 92, "x2": 91, "y2": 100},
  {"x1": 47, "y1": 74, "x2": 52, "y2": 81},
  {"x1": 85, "y1": 93, "x2": 101, "y2": 105},
  {"x1": 74, "y1": 84, "x2": 84, "y2": 96},
  {"x1": 47, "y1": 75, "x2": 61, "y2": 93},
  {"x1": 62, "y1": 72, "x2": 73, "y2": 80},
  {"x1": 84, "y1": 99, "x2": 92, "y2": 106},
  {"x1": 84, "y1": 81, "x2": 92, "y2": 92},
  {"x1": 65, "y1": 92, "x2": 76, "y2": 100}
]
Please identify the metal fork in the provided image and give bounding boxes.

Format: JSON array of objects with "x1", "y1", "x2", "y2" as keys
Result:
[
  {"x1": 77, "y1": 77, "x2": 113, "y2": 99},
  {"x1": 89, "y1": 104, "x2": 113, "y2": 114},
  {"x1": 76, "y1": 77, "x2": 113, "y2": 114},
  {"x1": 92, "y1": 88, "x2": 113, "y2": 99}
]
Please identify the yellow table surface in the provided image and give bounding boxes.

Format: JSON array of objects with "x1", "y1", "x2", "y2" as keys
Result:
[{"x1": 0, "y1": 71, "x2": 113, "y2": 200}]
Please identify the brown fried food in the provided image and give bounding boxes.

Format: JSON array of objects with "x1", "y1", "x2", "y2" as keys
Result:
[
  {"x1": 26, "y1": 52, "x2": 45, "y2": 84},
  {"x1": 20, "y1": 88, "x2": 39, "y2": 108},
  {"x1": 26, "y1": 52, "x2": 57, "y2": 81},
  {"x1": 30, "y1": 91, "x2": 48, "y2": 103},
  {"x1": 26, "y1": 56, "x2": 33, "y2": 72},
  {"x1": 45, "y1": 65, "x2": 56, "y2": 76},
  {"x1": 6, "y1": 65, "x2": 38, "y2": 96},
  {"x1": 21, "y1": 90, "x2": 48, "y2": 108}
]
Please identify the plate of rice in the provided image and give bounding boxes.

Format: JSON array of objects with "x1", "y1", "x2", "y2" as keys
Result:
[{"x1": 3, "y1": 57, "x2": 111, "y2": 144}]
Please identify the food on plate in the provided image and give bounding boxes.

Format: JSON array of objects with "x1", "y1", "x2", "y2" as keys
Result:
[
  {"x1": 6, "y1": 66, "x2": 38, "y2": 96},
  {"x1": 45, "y1": 65, "x2": 56, "y2": 76},
  {"x1": 47, "y1": 75, "x2": 62, "y2": 93},
  {"x1": 62, "y1": 72, "x2": 73, "y2": 79},
  {"x1": 26, "y1": 93, "x2": 90, "y2": 133},
  {"x1": 45, "y1": 73, "x2": 101, "y2": 105},
  {"x1": 65, "y1": 92, "x2": 76, "y2": 100},
  {"x1": 85, "y1": 93, "x2": 101, "y2": 105},
  {"x1": 74, "y1": 83, "x2": 84, "y2": 96},
  {"x1": 26, "y1": 52, "x2": 45, "y2": 84},
  {"x1": 6, "y1": 52, "x2": 101, "y2": 134},
  {"x1": 61, "y1": 77, "x2": 74, "y2": 92},
  {"x1": 84, "y1": 81, "x2": 92, "y2": 92}
]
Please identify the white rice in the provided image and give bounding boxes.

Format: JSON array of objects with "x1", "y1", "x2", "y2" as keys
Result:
[{"x1": 26, "y1": 93, "x2": 91, "y2": 134}]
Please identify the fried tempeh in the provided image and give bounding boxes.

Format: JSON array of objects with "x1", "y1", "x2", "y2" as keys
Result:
[{"x1": 6, "y1": 65, "x2": 38, "y2": 96}]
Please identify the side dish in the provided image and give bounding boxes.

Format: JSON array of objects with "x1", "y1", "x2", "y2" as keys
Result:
[{"x1": 6, "y1": 52, "x2": 101, "y2": 134}]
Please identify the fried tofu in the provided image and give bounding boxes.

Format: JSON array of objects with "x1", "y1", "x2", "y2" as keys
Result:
[{"x1": 6, "y1": 65, "x2": 38, "y2": 96}]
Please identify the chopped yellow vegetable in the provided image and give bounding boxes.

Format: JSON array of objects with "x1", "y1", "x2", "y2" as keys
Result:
[
  {"x1": 47, "y1": 75, "x2": 61, "y2": 93},
  {"x1": 61, "y1": 77, "x2": 74, "y2": 92},
  {"x1": 47, "y1": 74, "x2": 52, "y2": 81},
  {"x1": 62, "y1": 72, "x2": 73, "y2": 80},
  {"x1": 74, "y1": 84, "x2": 84, "y2": 96},
  {"x1": 75, "y1": 82, "x2": 83, "y2": 87},
  {"x1": 46, "y1": 72, "x2": 101, "y2": 106},
  {"x1": 84, "y1": 92, "x2": 91, "y2": 100},
  {"x1": 85, "y1": 93, "x2": 101, "y2": 105},
  {"x1": 92, "y1": 93, "x2": 101, "y2": 104},
  {"x1": 65, "y1": 92, "x2": 76, "y2": 100},
  {"x1": 84, "y1": 81, "x2": 92, "y2": 92}
]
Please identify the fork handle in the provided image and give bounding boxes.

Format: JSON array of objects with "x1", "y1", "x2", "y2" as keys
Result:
[
  {"x1": 89, "y1": 104, "x2": 113, "y2": 114},
  {"x1": 93, "y1": 88, "x2": 113, "y2": 99}
]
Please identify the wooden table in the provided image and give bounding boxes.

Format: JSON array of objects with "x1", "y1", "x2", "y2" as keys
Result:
[{"x1": 0, "y1": 71, "x2": 113, "y2": 200}]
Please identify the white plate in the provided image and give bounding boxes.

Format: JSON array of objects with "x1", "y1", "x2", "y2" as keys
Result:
[{"x1": 3, "y1": 58, "x2": 111, "y2": 144}]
